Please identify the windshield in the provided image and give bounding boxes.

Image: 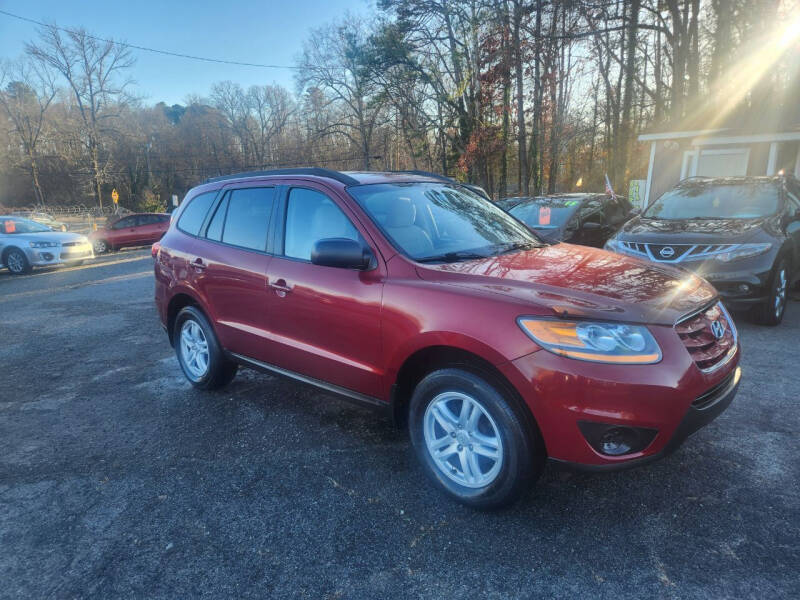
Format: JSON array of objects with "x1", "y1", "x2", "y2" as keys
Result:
[
  {"x1": 1, "y1": 217, "x2": 52, "y2": 234},
  {"x1": 510, "y1": 197, "x2": 581, "y2": 229},
  {"x1": 644, "y1": 183, "x2": 780, "y2": 220},
  {"x1": 349, "y1": 182, "x2": 541, "y2": 262}
]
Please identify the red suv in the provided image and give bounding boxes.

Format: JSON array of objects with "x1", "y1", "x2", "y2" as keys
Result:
[
  {"x1": 154, "y1": 169, "x2": 741, "y2": 508},
  {"x1": 90, "y1": 212, "x2": 170, "y2": 253}
]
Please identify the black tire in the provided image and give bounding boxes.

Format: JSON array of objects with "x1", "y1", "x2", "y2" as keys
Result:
[
  {"x1": 408, "y1": 368, "x2": 544, "y2": 509},
  {"x1": 751, "y1": 258, "x2": 789, "y2": 326},
  {"x1": 174, "y1": 306, "x2": 238, "y2": 389},
  {"x1": 4, "y1": 247, "x2": 32, "y2": 275}
]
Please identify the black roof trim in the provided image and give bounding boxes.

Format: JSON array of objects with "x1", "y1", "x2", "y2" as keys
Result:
[
  {"x1": 389, "y1": 170, "x2": 456, "y2": 183},
  {"x1": 205, "y1": 168, "x2": 360, "y2": 186}
]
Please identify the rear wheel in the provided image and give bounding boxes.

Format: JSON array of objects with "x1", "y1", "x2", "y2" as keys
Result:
[
  {"x1": 752, "y1": 258, "x2": 789, "y2": 326},
  {"x1": 174, "y1": 306, "x2": 238, "y2": 389},
  {"x1": 4, "y1": 248, "x2": 31, "y2": 275},
  {"x1": 93, "y1": 239, "x2": 109, "y2": 254},
  {"x1": 408, "y1": 368, "x2": 543, "y2": 509}
]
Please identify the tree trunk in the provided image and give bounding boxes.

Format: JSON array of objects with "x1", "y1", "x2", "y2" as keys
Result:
[
  {"x1": 617, "y1": 0, "x2": 640, "y2": 188},
  {"x1": 512, "y1": 0, "x2": 528, "y2": 195}
]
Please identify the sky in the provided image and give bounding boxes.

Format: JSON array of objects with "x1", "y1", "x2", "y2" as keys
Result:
[{"x1": 0, "y1": 0, "x2": 370, "y2": 105}]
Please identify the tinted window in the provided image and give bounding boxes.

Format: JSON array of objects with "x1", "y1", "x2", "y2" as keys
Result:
[
  {"x1": 284, "y1": 188, "x2": 361, "y2": 260},
  {"x1": 205, "y1": 194, "x2": 229, "y2": 241},
  {"x1": 112, "y1": 216, "x2": 136, "y2": 229},
  {"x1": 510, "y1": 197, "x2": 581, "y2": 229},
  {"x1": 644, "y1": 183, "x2": 780, "y2": 220},
  {"x1": 221, "y1": 187, "x2": 274, "y2": 251},
  {"x1": 178, "y1": 192, "x2": 217, "y2": 235},
  {"x1": 137, "y1": 214, "x2": 160, "y2": 226}
]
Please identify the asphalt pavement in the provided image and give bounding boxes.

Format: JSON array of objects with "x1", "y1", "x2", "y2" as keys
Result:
[{"x1": 0, "y1": 251, "x2": 798, "y2": 599}]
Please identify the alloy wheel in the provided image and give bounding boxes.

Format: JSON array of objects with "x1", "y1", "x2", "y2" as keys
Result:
[
  {"x1": 93, "y1": 240, "x2": 107, "y2": 254},
  {"x1": 423, "y1": 391, "x2": 503, "y2": 488},
  {"x1": 6, "y1": 250, "x2": 25, "y2": 274},
  {"x1": 180, "y1": 319, "x2": 210, "y2": 379}
]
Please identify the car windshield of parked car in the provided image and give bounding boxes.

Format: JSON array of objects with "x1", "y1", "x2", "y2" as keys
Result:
[
  {"x1": 350, "y1": 182, "x2": 541, "y2": 262},
  {"x1": 1, "y1": 217, "x2": 51, "y2": 234},
  {"x1": 509, "y1": 197, "x2": 581, "y2": 229},
  {"x1": 644, "y1": 183, "x2": 780, "y2": 220}
]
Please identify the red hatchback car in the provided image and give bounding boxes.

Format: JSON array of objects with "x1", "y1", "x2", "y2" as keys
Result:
[
  {"x1": 154, "y1": 169, "x2": 741, "y2": 508},
  {"x1": 90, "y1": 212, "x2": 170, "y2": 253}
]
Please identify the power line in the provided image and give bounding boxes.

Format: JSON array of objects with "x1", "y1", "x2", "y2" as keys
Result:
[{"x1": 0, "y1": 8, "x2": 300, "y2": 70}]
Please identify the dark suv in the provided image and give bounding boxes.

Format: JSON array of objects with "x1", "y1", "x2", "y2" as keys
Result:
[
  {"x1": 605, "y1": 176, "x2": 800, "y2": 325},
  {"x1": 154, "y1": 168, "x2": 741, "y2": 508}
]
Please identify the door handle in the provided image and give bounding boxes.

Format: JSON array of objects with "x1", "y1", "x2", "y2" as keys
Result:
[
  {"x1": 191, "y1": 258, "x2": 207, "y2": 270},
  {"x1": 269, "y1": 278, "x2": 292, "y2": 295}
]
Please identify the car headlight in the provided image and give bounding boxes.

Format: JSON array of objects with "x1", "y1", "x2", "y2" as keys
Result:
[
  {"x1": 29, "y1": 241, "x2": 59, "y2": 248},
  {"x1": 714, "y1": 243, "x2": 772, "y2": 262},
  {"x1": 517, "y1": 318, "x2": 662, "y2": 364}
]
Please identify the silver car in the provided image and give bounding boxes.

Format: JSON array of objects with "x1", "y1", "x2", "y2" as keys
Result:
[{"x1": 0, "y1": 216, "x2": 94, "y2": 275}]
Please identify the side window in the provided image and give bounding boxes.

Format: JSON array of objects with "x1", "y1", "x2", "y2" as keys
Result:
[
  {"x1": 284, "y1": 188, "x2": 362, "y2": 261},
  {"x1": 786, "y1": 185, "x2": 800, "y2": 217},
  {"x1": 205, "y1": 194, "x2": 229, "y2": 241},
  {"x1": 138, "y1": 215, "x2": 157, "y2": 226},
  {"x1": 580, "y1": 201, "x2": 603, "y2": 224},
  {"x1": 604, "y1": 197, "x2": 628, "y2": 224},
  {"x1": 112, "y1": 216, "x2": 134, "y2": 230},
  {"x1": 220, "y1": 187, "x2": 274, "y2": 251},
  {"x1": 178, "y1": 192, "x2": 217, "y2": 236}
]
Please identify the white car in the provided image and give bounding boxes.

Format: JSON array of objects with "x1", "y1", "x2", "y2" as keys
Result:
[{"x1": 0, "y1": 216, "x2": 93, "y2": 274}]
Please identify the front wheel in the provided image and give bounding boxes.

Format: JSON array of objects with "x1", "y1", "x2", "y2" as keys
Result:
[
  {"x1": 752, "y1": 258, "x2": 789, "y2": 326},
  {"x1": 174, "y1": 306, "x2": 238, "y2": 389},
  {"x1": 4, "y1": 248, "x2": 31, "y2": 275},
  {"x1": 408, "y1": 368, "x2": 543, "y2": 509},
  {"x1": 92, "y1": 239, "x2": 109, "y2": 254}
]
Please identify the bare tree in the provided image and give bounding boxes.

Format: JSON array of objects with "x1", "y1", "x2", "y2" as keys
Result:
[
  {"x1": 26, "y1": 25, "x2": 134, "y2": 208},
  {"x1": 0, "y1": 58, "x2": 57, "y2": 205},
  {"x1": 298, "y1": 16, "x2": 385, "y2": 169}
]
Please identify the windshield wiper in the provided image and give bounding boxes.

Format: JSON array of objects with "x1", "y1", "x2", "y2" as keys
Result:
[
  {"x1": 494, "y1": 241, "x2": 538, "y2": 254},
  {"x1": 417, "y1": 250, "x2": 491, "y2": 263}
]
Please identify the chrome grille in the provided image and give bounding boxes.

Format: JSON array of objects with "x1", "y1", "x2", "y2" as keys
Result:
[
  {"x1": 620, "y1": 241, "x2": 738, "y2": 263},
  {"x1": 675, "y1": 303, "x2": 737, "y2": 372}
]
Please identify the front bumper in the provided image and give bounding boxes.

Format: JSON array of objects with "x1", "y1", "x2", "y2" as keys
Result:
[
  {"x1": 28, "y1": 244, "x2": 94, "y2": 267},
  {"x1": 498, "y1": 323, "x2": 741, "y2": 469},
  {"x1": 550, "y1": 366, "x2": 741, "y2": 471}
]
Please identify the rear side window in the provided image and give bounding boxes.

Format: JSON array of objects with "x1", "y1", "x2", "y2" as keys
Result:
[
  {"x1": 220, "y1": 187, "x2": 274, "y2": 251},
  {"x1": 284, "y1": 188, "x2": 362, "y2": 260},
  {"x1": 178, "y1": 192, "x2": 217, "y2": 235},
  {"x1": 205, "y1": 195, "x2": 229, "y2": 241}
]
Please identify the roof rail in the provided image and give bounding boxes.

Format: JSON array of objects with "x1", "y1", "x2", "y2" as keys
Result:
[
  {"x1": 390, "y1": 170, "x2": 456, "y2": 183},
  {"x1": 205, "y1": 168, "x2": 359, "y2": 186}
]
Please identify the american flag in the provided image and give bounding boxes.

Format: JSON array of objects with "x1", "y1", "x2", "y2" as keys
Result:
[{"x1": 604, "y1": 174, "x2": 616, "y2": 198}]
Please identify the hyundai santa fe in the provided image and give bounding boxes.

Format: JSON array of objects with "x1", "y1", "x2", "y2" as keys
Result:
[{"x1": 154, "y1": 168, "x2": 741, "y2": 508}]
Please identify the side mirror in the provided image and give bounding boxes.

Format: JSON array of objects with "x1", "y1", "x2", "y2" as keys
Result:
[{"x1": 311, "y1": 238, "x2": 373, "y2": 270}]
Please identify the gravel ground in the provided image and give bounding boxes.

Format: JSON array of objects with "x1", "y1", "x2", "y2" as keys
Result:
[{"x1": 1, "y1": 251, "x2": 798, "y2": 599}]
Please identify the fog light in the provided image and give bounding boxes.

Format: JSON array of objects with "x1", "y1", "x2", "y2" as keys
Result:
[
  {"x1": 600, "y1": 428, "x2": 636, "y2": 456},
  {"x1": 40, "y1": 252, "x2": 54, "y2": 261},
  {"x1": 578, "y1": 421, "x2": 658, "y2": 457},
  {"x1": 737, "y1": 284, "x2": 750, "y2": 293}
]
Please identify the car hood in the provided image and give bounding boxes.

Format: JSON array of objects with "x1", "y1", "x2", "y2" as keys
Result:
[
  {"x1": 619, "y1": 215, "x2": 768, "y2": 241},
  {"x1": 2, "y1": 231, "x2": 88, "y2": 244},
  {"x1": 415, "y1": 243, "x2": 717, "y2": 326}
]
